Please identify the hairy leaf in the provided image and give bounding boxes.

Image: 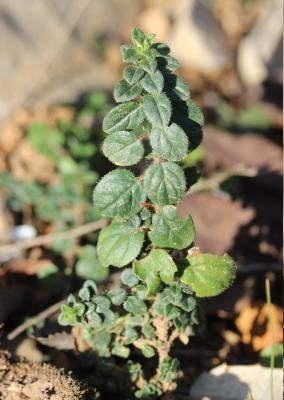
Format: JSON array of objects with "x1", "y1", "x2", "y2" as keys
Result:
[
  {"x1": 114, "y1": 79, "x2": 143, "y2": 102},
  {"x1": 123, "y1": 66, "x2": 145, "y2": 85},
  {"x1": 143, "y1": 162, "x2": 186, "y2": 205},
  {"x1": 140, "y1": 57, "x2": 157, "y2": 74},
  {"x1": 150, "y1": 123, "x2": 188, "y2": 161},
  {"x1": 97, "y1": 218, "x2": 144, "y2": 267},
  {"x1": 143, "y1": 93, "x2": 171, "y2": 126},
  {"x1": 140, "y1": 70, "x2": 164, "y2": 94},
  {"x1": 133, "y1": 249, "x2": 177, "y2": 294},
  {"x1": 149, "y1": 206, "x2": 195, "y2": 249},
  {"x1": 187, "y1": 99, "x2": 204, "y2": 126},
  {"x1": 181, "y1": 253, "x2": 236, "y2": 297},
  {"x1": 103, "y1": 102, "x2": 144, "y2": 134},
  {"x1": 102, "y1": 130, "x2": 144, "y2": 166},
  {"x1": 120, "y1": 44, "x2": 138, "y2": 63},
  {"x1": 108, "y1": 287, "x2": 127, "y2": 305},
  {"x1": 121, "y1": 268, "x2": 139, "y2": 287},
  {"x1": 123, "y1": 296, "x2": 147, "y2": 314},
  {"x1": 93, "y1": 169, "x2": 145, "y2": 218}
]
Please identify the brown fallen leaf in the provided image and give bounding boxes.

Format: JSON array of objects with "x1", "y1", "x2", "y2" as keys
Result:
[
  {"x1": 10, "y1": 140, "x2": 57, "y2": 184},
  {"x1": 177, "y1": 192, "x2": 255, "y2": 254},
  {"x1": 235, "y1": 301, "x2": 283, "y2": 351},
  {"x1": 33, "y1": 332, "x2": 75, "y2": 351},
  {"x1": 204, "y1": 126, "x2": 282, "y2": 173}
]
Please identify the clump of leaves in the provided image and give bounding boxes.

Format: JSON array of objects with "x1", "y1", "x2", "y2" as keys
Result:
[{"x1": 59, "y1": 28, "x2": 236, "y2": 398}]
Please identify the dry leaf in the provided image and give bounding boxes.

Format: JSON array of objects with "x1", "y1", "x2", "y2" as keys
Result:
[
  {"x1": 235, "y1": 302, "x2": 283, "y2": 351},
  {"x1": 33, "y1": 332, "x2": 75, "y2": 351}
]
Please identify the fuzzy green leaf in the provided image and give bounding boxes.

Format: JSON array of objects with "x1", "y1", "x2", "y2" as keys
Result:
[
  {"x1": 123, "y1": 295, "x2": 147, "y2": 314},
  {"x1": 131, "y1": 28, "x2": 146, "y2": 46},
  {"x1": 102, "y1": 131, "x2": 144, "y2": 166},
  {"x1": 149, "y1": 206, "x2": 195, "y2": 249},
  {"x1": 103, "y1": 101, "x2": 144, "y2": 134},
  {"x1": 97, "y1": 218, "x2": 144, "y2": 267},
  {"x1": 143, "y1": 162, "x2": 186, "y2": 205},
  {"x1": 133, "y1": 249, "x2": 177, "y2": 294},
  {"x1": 187, "y1": 99, "x2": 204, "y2": 126},
  {"x1": 142, "y1": 345, "x2": 155, "y2": 358},
  {"x1": 114, "y1": 80, "x2": 143, "y2": 102},
  {"x1": 93, "y1": 169, "x2": 145, "y2": 218},
  {"x1": 153, "y1": 42, "x2": 170, "y2": 55},
  {"x1": 108, "y1": 287, "x2": 127, "y2": 305},
  {"x1": 143, "y1": 93, "x2": 171, "y2": 126},
  {"x1": 150, "y1": 123, "x2": 188, "y2": 161},
  {"x1": 120, "y1": 44, "x2": 138, "y2": 63},
  {"x1": 140, "y1": 70, "x2": 164, "y2": 94},
  {"x1": 121, "y1": 268, "x2": 139, "y2": 287},
  {"x1": 123, "y1": 66, "x2": 145, "y2": 85},
  {"x1": 181, "y1": 253, "x2": 236, "y2": 297},
  {"x1": 139, "y1": 57, "x2": 157, "y2": 74},
  {"x1": 158, "y1": 55, "x2": 180, "y2": 71},
  {"x1": 166, "y1": 75, "x2": 190, "y2": 101}
]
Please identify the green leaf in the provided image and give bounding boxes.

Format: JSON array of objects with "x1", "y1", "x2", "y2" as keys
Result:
[
  {"x1": 158, "y1": 55, "x2": 180, "y2": 71},
  {"x1": 94, "y1": 295, "x2": 111, "y2": 313},
  {"x1": 153, "y1": 43, "x2": 170, "y2": 55},
  {"x1": 260, "y1": 344, "x2": 283, "y2": 368},
  {"x1": 114, "y1": 79, "x2": 143, "y2": 102},
  {"x1": 142, "y1": 345, "x2": 155, "y2": 358},
  {"x1": 120, "y1": 44, "x2": 138, "y2": 63},
  {"x1": 187, "y1": 99, "x2": 204, "y2": 126},
  {"x1": 133, "y1": 249, "x2": 177, "y2": 294},
  {"x1": 78, "y1": 280, "x2": 97, "y2": 301},
  {"x1": 165, "y1": 75, "x2": 190, "y2": 101},
  {"x1": 159, "y1": 357, "x2": 180, "y2": 383},
  {"x1": 131, "y1": 28, "x2": 146, "y2": 46},
  {"x1": 124, "y1": 327, "x2": 138, "y2": 344},
  {"x1": 136, "y1": 284, "x2": 148, "y2": 300},
  {"x1": 123, "y1": 295, "x2": 147, "y2": 314},
  {"x1": 140, "y1": 70, "x2": 164, "y2": 94},
  {"x1": 103, "y1": 101, "x2": 144, "y2": 134},
  {"x1": 143, "y1": 93, "x2": 171, "y2": 126},
  {"x1": 112, "y1": 345, "x2": 130, "y2": 358},
  {"x1": 181, "y1": 253, "x2": 236, "y2": 297},
  {"x1": 149, "y1": 206, "x2": 195, "y2": 249},
  {"x1": 123, "y1": 66, "x2": 145, "y2": 85},
  {"x1": 97, "y1": 218, "x2": 144, "y2": 268},
  {"x1": 75, "y1": 245, "x2": 108, "y2": 282},
  {"x1": 93, "y1": 169, "x2": 145, "y2": 218},
  {"x1": 143, "y1": 162, "x2": 186, "y2": 206},
  {"x1": 142, "y1": 324, "x2": 155, "y2": 339},
  {"x1": 102, "y1": 130, "x2": 144, "y2": 166},
  {"x1": 108, "y1": 287, "x2": 127, "y2": 305},
  {"x1": 121, "y1": 268, "x2": 139, "y2": 287},
  {"x1": 139, "y1": 57, "x2": 157, "y2": 74},
  {"x1": 150, "y1": 123, "x2": 188, "y2": 161}
]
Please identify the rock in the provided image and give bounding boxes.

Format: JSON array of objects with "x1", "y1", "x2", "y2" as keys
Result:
[
  {"x1": 237, "y1": 0, "x2": 283, "y2": 86},
  {"x1": 168, "y1": 0, "x2": 232, "y2": 73},
  {"x1": 190, "y1": 363, "x2": 282, "y2": 400}
]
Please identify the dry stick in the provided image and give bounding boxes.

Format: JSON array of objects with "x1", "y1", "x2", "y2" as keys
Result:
[
  {"x1": 189, "y1": 164, "x2": 257, "y2": 194},
  {"x1": 7, "y1": 298, "x2": 67, "y2": 341},
  {"x1": 0, "y1": 219, "x2": 107, "y2": 256}
]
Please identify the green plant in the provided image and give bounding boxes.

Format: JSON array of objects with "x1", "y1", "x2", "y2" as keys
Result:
[{"x1": 59, "y1": 28, "x2": 236, "y2": 398}]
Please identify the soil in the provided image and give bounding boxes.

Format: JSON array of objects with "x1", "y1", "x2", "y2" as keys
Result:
[{"x1": 0, "y1": 351, "x2": 95, "y2": 400}]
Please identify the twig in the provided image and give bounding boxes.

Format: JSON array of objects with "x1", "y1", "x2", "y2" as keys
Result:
[
  {"x1": 0, "y1": 219, "x2": 107, "y2": 256},
  {"x1": 189, "y1": 164, "x2": 257, "y2": 194},
  {"x1": 7, "y1": 298, "x2": 66, "y2": 340}
]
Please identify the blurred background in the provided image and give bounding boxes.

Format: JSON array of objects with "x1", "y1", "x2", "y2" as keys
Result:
[{"x1": 0, "y1": 0, "x2": 282, "y2": 398}]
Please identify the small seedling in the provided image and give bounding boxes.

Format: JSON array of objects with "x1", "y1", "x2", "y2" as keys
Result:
[{"x1": 59, "y1": 28, "x2": 236, "y2": 398}]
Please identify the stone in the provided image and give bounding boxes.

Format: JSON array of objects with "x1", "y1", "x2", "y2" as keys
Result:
[{"x1": 189, "y1": 363, "x2": 282, "y2": 400}]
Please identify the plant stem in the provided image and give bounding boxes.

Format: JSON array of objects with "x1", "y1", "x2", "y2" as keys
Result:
[{"x1": 265, "y1": 278, "x2": 275, "y2": 400}]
